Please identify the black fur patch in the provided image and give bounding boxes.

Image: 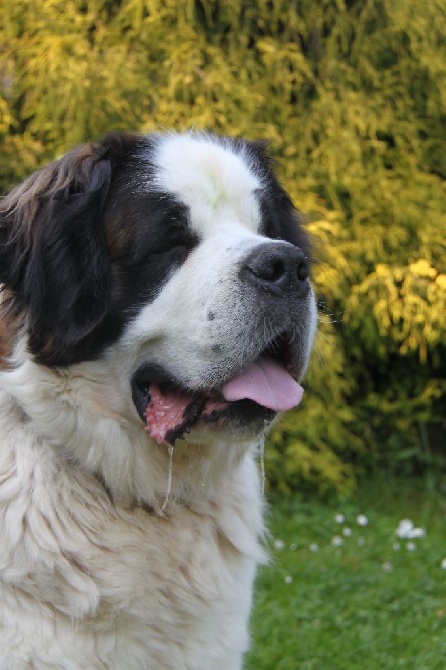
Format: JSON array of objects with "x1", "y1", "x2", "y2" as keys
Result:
[{"x1": 0, "y1": 132, "x2": 311, "y2": 367}]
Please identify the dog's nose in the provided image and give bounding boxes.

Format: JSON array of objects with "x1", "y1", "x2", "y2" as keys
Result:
[{"x1": 240, "y1": 243, "x2": 309, "y2": 295}]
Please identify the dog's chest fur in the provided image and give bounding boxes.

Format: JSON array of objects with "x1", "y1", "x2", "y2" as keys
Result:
[{"x1": 0, "y1": 389, "x2": 263, "y2": 669}]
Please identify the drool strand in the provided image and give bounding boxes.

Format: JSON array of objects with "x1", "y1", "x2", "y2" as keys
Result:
[
  {"x1": 258, "y1": 433, "x2": 265, "y2": 495},
  {"x1": 161, "y1": 445, "x2": 174, "y2": 513}
]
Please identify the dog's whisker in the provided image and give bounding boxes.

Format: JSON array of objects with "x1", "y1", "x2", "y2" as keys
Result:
[
  {"x1": 317, "y1": 316, "x2": 344, "y2": 324},
  {"x1": 317, "y1": 328, "x2": 336, "y2": 349},
  {"x1": 317, "y1": 310, "x2": 344, "y2": 319}
]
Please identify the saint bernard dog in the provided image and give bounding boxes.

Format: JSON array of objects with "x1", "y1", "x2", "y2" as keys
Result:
[{"x1": 0, "y1": 131, "x2": 317, "y2": 669}]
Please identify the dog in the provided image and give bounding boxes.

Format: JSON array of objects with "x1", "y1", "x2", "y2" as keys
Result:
[{"x1": 0, "y1": 131, "x2": 317, "y2": 669}]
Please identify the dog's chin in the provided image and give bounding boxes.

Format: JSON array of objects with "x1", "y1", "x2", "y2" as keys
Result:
[{"x1": 183, "y1": 399, "x2": 276, "y2": 443}]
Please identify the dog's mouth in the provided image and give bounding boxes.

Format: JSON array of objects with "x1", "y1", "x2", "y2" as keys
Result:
[{"x1": 131, "y1": 334, "x2": 305, "y2": 446}]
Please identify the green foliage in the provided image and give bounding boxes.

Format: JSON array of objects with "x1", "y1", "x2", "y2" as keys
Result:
[
  {"x1": 1, "y1": 0, "x2": 445, "y2": 492},
  {"x1": 247, "y1": 482, "x2": 446, "y2": 669}
]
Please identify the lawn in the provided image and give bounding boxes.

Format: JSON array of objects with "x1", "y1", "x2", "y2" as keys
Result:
[{"x1": 246, "y1": 477, "x2": 446, "y2": 670}]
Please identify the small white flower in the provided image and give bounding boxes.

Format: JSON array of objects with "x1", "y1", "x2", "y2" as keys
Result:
[
  {"x1": 406, "y1": 541, "x2": 416, "y2": 552},
  {"x1": 331, "y1": 535, "x2": 344, "y2": 547},
  {"x1": 343, "y1": 527, "x2": 353, "y2": 537},
  {"x1": 409, "y1": 528, "x2": 426, "y2": 539},
  {"x1": 357, "y1": 537, "x2": 365, "y2": 546},
  {"x1": 284, "y1": 575, "x2": 293, "y2": 584},
  {"x1": 309, "y1": 543, "x2": 319, "y2": 552},
  {"x1": 289, "y1": 543, "x2": 297, "y2": 551},
  {"x1": 274, "y1": 539, "x2": 285, "y2": 550},
  {"x1": 356, "y1": 514, "x2": 368, "y2": 526},
  {"x1": 396, "y1": 519, "x2": 414, "y2": 539},
  {"x1": 335, "y1": 514, "x2": 345, "y2": 524},
  {"x1": 382, "y1": 562, "x2": 394, "y2": 572},
  {"x1": 441, "y1": 559, "x2": 446, "y2": 570},
  {"x1": 393, "y1": 542, "x2": 401, "y2": 551}
]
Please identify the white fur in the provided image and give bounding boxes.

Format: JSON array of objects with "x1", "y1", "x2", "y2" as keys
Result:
[
  {"x1": 0, "y1": 344, "x2": 266, "y2": 669},
  {"x1": 152, "y1": 133, "x2": 262, "y2": 238},
  {"x1": 0, "y1": 133, "x2": 316, "y2": 669}
]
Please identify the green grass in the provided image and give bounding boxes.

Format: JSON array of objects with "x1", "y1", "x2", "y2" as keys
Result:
[{"x1": 246, "y1": 477, "x2": 446, "y2": 670}]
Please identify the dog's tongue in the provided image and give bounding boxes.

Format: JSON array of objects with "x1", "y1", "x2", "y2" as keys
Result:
[{"x1": 222, "y1": 357, "x2": 304, "y2": 411}]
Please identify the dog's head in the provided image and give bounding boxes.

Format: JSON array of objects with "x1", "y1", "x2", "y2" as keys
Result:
[{"x1": 0, "y1": 132, "x2": 316, "y2": 450}]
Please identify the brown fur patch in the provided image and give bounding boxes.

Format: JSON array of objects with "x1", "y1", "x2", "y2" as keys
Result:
[
  {"x1": 103, "y1": 212, "x2": 133, "y2": 259},
  {"x1": 0, "y1": 143, "x2": 103, "y2": 243},
  {"x1": 0, "y1": 290, "x2": 20, "y2": 369}
]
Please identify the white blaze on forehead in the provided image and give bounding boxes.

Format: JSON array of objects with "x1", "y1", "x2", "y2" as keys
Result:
[{"x1": 151, "y1": 133, "x2": 263, "y2": 237}]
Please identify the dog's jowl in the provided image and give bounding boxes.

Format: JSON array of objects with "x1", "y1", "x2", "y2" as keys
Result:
[{"x1": 0, "y1": 132, "x2": 316, "y2": 669}]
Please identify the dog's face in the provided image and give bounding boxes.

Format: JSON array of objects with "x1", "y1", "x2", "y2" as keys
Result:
[{"x1": 0, "y1": 132, "x2": 316, "y2": 448}]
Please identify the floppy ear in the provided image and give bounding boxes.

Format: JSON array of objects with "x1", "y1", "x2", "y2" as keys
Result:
[{"x1": 0, "y1": 142, "x2": 113, "y2": 364}]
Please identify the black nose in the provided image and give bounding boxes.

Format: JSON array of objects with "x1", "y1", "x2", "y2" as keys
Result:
[{"x1": 240, "y1": 243, "x2": 309, "y2": 295}]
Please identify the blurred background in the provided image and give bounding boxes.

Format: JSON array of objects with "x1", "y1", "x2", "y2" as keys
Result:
[
  {"x1": 2, "y1": 0, "x2": 443, "y2": 496},
  {"x1": 1, "y1": 2, "x2": 445, "y2": 666}
]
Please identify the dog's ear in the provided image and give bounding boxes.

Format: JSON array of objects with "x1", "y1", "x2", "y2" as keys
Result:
[{"x1": 0, "y1": 142, "x2": 114, "y2": 363}]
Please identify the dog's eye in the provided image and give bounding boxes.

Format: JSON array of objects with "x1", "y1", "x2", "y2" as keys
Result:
[
  {"x1": 169, "y1": 244, "x2": 192, "y2": 264},
  {"x1": 162, "y1": 229, "x2": 197, "y2": 265}
]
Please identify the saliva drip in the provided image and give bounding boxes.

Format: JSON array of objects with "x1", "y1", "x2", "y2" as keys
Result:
[
  {"x1": 258, "y1": 432, "x2": 266, "y2": 495},
  {"x1": 161, "y1": 445, "x2": 174, "y2": 513}
]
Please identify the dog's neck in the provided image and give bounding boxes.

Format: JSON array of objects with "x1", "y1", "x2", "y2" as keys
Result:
[
  {"x1": 0, "y1": 341, "x2": 261, "y2": 516},
  {"x1": 0, "y1": 363, "x2": 266, "y2": 572}
]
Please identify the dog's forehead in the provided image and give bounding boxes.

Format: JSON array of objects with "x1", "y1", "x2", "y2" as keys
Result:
[{"x1": 150, "y1": 134, "x2": 263, "y2": 237}]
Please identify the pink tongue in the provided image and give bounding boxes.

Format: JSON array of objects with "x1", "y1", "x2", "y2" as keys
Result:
[{"x1": 222, "y1": 357, "x2": 304, "y2": 412}]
